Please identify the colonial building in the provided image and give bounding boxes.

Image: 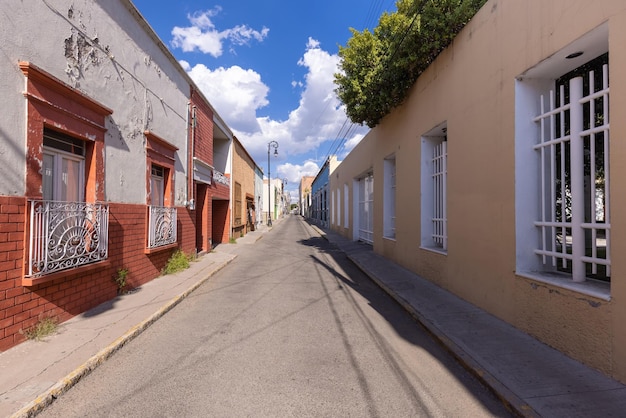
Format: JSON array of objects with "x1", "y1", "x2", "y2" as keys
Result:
[
  {"x1": 310, "y1": 156, "x2": 339, "y2": 228},
  {"x1": 0, "y1": 0, "x2": 237, "y2": 351},
  {"x1": 231, "y1": 137, "x2": 263, "y2": 238},
  {"x1": 299, "y1": 176, "x2": 314, "y2": 217},
  {"x1": 330, "y1": 0, "x2": 626, "y2": 383}
]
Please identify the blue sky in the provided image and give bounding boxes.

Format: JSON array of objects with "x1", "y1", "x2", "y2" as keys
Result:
[{"x1": 131, "y1": 0, "x2": 395, "y2": 198}]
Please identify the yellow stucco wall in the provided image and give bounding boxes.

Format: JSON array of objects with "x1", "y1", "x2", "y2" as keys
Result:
[
  {"x1": 232, "y1": 138, "x2": 257, "y2": 235},
  {"x1": 330, "y1": 0, "x2": 626, "y2": 381}
]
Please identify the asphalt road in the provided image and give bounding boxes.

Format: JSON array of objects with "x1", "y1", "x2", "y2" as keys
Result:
[{"x1": 40, "y1": 215, "x2": 512, "y2": 417}]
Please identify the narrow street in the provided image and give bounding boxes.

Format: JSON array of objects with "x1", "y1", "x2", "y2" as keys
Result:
[{"x1": 40, "y1": 216, "x2": 512, "y2": 417}]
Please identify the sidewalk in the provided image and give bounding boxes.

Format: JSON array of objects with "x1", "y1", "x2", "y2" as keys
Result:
[
  {"x1": 2, "y1": 216, "x2": 626, "y2": 417},
  {"x1": 0, "y1": 225, "x2": 270, "y2": 418},
  {"x1": 311, "y1": 224, "x2": 626, "y2": 418}
]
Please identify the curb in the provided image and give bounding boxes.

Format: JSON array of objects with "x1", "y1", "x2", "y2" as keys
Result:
[
  {"x1": 309, "y1": 224, "x2": 536, "y2": 418},
  {"x1": 10, "y1": 256, "x2": 236, "y2": 418},
  {"x1": 346, "y1": 255, "x2": 537, "y2": 418}
]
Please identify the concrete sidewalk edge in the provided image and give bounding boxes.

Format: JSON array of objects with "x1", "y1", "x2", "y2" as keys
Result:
[
  {"x1": 346, "y1": 254, "x2": 536, "y2": 418},
  {"x1": 10, "y1": 255, "x2": 236, "y2": 418},
  {"x1": 309, "y1": 223, "x2": 535, "y2": 418}
]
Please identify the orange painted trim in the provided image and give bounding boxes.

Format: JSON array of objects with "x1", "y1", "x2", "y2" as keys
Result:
[
  {"x1": 143, "y1": 242, "x2": 178, "y2": 255},
  {"x1": 21, "y1": 259, "x2": 112, "y2": 287},
  {"x1": 145, "y1": 132, "x2": 177, "y2": 207},
  {"x1": 20, "y1": 61, "x2": 108, "y2": 202},
  {"x1": 19, "y1": 61, "x2": 113, "y2": 116}
]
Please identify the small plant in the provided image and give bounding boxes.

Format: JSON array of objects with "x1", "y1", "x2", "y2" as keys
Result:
[
  {"x1": 229, "y1": 237, "x2": 237, "y2": 244},
  {"x1": 162, "y1": 249, "x2": 191, "y2": 275},
  {"x1": 24, "y1": 317, "x2": 58, "y2": 341},
  {"x1": 113, "y1": 268, "x2": 129, "y2": 294}
]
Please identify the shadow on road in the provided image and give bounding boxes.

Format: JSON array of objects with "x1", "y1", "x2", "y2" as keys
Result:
[{"x1": 297, "y1": 228, "x2": 513, "y2": 417}]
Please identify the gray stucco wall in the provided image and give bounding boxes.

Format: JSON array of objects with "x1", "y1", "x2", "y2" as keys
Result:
[{"x1": 0, "y1": 0, "x2": 190, "y2": 204}]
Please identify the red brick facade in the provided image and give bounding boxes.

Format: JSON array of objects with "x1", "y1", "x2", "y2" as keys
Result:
[
  {"x1": 0, "y1": 200, "x2": 197, "y2": 352},
  {"x1": 0, "y1": 33, "x2": 235, "y2": 354},
  {"x1": 191, "y1": 89, "x2": 214, "y2": 165},
  {"x1": 212, "y1": 200, "x2": 230, "y2": 245},
  {"x1": 190, "y1": 88, "x2": 231, "y2": 250}
]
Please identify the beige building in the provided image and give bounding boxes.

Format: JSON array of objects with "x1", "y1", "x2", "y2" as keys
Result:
[
  {"x1": 231, "y1": 137, "x2": 260, "y2": 237},
  {"x1": 330, "y1": 0, "x2": 626, "y2": 383},
  {"x1": 299, "y1": 176, "x2": 314, "y2": 217}
]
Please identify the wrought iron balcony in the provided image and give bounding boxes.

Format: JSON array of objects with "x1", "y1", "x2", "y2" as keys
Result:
[
  {"x1": 213, "y1": 170, "x2": 230, "y2": 186},
  {"x1": 147, "y1": 206, "x2": 177, "y2": 249},
  {"x1": 27, "y1": 200, "x2": 109, "y2": 277}
]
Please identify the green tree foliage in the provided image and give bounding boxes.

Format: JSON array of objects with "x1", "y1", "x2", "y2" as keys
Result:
[{"x1": 335, "y1": 0, "x2": 487, "y2": 128}]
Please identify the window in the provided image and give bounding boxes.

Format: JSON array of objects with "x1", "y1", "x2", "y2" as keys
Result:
[
  {"x1": 421, "y1": 123, "x2": 447, "y2": 252},
  {"x1": 145, "y1": 131, "x2": 178, "y2": 250},
  {"x1": 234, "y1": 182, "x2": 242, "y2": 226},
  {"x1": 383, "y1": 155, "x2": 396, "y2": 239},
  {"x1": 151, "y1": 165, "x2": 165, "y2": 207},
  {"x1": 357, "y1": 173, "x2": 374, "y2": 244},
  {"x1": 322, "y1": 188, "x2": 328, "y2": 225},
  {"x1": 331, "y1": 187, "x2": 335, "y2": 225},
  {"x1": 344, "y1": 184, "x2": 349, "y2": 228},
  {"x1": 336, "y1": 187, "x2": 341, "y2": 227},
  {"x1": 20, "y1": 63, "x2": 111, "y2": 282},
  {"x1": 515, "y1": 25, "x2": 609, "y2": 286},
  {"x1": 43, "y1": 130, "x2": 85, "y2": 202}
]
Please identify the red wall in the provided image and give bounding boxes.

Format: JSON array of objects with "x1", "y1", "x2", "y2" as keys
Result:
[
  {"x1": 212, "y1": 200, "x2": 230, "y2": 245},
  {"x1": 0, "y1": 199, "x2": 195, "y2": 352},
  {"x1": 191, "y1": 89, "x2": 214, "y2": 166}
]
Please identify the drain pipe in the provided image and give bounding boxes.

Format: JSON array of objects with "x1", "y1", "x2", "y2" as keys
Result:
[{"x1": 186, "y1": 102, "x2": 197, "y2": 210}]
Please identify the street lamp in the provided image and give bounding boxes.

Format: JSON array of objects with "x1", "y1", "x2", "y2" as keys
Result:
[{"x1": 267, "y1": 140, "x2": 278, "y2": 226}]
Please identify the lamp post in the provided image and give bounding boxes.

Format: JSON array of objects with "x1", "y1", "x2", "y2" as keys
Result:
[{"x1": 267, "y1": 140, "x2": 278, "y2": 226}]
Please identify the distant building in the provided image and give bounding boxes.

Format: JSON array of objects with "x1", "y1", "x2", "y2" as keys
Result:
[
  {"x1": 310, "y1": 156, "x2": 340, "y2": 228},
  {"x1": 299, "y1": 176, "x2": 314, "y2": 217}
]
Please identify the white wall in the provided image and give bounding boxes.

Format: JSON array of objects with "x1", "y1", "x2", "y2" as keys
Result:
[{"x1": 0, "y1": 0, "x2": 190, "y2": 204}]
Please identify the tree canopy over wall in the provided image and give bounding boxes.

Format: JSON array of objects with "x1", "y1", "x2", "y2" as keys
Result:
[{"x1": 334, "y1": 0, "x2": 487, "y2": 128}]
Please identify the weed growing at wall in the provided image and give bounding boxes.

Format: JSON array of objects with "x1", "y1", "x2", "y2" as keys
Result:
[
  {"x1": 162, "y1": 250, "x2": 191, "y2": 275},
  {"x1": 24, "y1": 317, "x2": 58, "y2": 341},
  {"x1": 113, "y1": 268, "x2": 129, "y2": 294}
]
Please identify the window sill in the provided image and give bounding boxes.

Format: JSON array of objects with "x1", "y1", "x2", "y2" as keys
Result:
[
  {"x1": 383, "y1": 236, "x2": 396, "y2": 242},
  {"x1": 420, "y1": 246, "x2": 448, "y2": 256},
  {"x1": 144, "y1": 243, "x2": 178, "y2": 255},
  {"x1": 516, "y1": 271, "x2": 611, "y2": 301},
  {"x1": 22, "y1": 259, "x2": 111, "y2": 287}
]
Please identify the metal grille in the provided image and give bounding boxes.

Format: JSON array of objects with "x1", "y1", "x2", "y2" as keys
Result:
[
  {"x1": 432, "y1": 141, "x2": 447, "y2": 249},
  {"x1": 213, "y1": 170, "x2": 230, "y2": 186},
  {"x1": 358, "y1": 174, "x2": 374, "y2": 244},
  {"x1": 28, "y1": 200, "x2": 109, "y2": 277},
  {"x1": 147, "y1": 206, "x2": 177, "y2": 248},
  {"x1": 533, "y1": 64, "x2": 610, "y2": 281}
]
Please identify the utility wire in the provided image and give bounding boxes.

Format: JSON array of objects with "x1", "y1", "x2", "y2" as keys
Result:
[{"x1": 318, "y1": 0, "x2": 416, "y2": 169}]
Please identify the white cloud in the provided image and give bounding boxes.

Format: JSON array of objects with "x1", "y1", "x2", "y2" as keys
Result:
[
  {"x1": 341, "y1": 132, "x2": 365, "y2": 157},
  {"x1": 185, "y1": 64, "x2": 269, "y2": 134},
  {"x1": 276, "y1": 160, "x2": 320, "y2": 184},
  {"x1": 177, "y1": 15, "x2": 369, "y2": 175},
  {"x1": 171, "y1": 8, "x2": 268, "y2": 57},
  {"x1": 227, "y1": 38, "x2": 368, "y2": 163}
]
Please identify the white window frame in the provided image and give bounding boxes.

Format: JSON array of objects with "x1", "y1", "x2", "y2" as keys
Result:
[
  {"x1": 383, "y1": 155, "x2": 396, "y2": 239},
  {"x1": 331, "y1": 187, "x2": 335, "y2": 225},
  {"x1": 343, "y1": 184, "x2": 349, "y2": 228},
  {"x1": 336, "y1": 187, "x2": 341, "y2": 227},
  {"x1": 356, "y1": 172, "x2": 374, "y2": 244},
  {"x1": 421, "y1": 123, "x2": 447, "y2": 253},
  {"x1": 515, "y1": 24, "x2": 610, "y2": 298}
]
